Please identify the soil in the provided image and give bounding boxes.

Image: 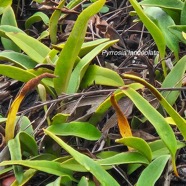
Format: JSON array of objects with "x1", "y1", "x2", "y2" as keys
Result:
[{"x1": 0, "y1": 0, "x2": 186, "y2": 185}]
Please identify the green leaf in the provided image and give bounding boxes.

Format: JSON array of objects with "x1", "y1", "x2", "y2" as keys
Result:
[
  {"x1": 121, "y1": 87, "x2": 177, "y2": 168},
  {"x1": 0, "y1": 64, "x2": 36, "y2": 82},
  {"x1": 18, "y1": 132, "x2": 38, "y2": 156},
  {"x1": 54, "y1": 0, "x2": 106, "y2": 94},
  {"x1": 136, "y1": 155, "x2": 170, "y2": 186},
  {"x1": 80, "y1": 65, "x2": 124, "y2": 88},
  {"x1": 181, "y1": 1, "x2": 186, "y2": 25},
  {"x1": 67, "y1": 39, "x2": 118, "y2": 93},
  {"x1": 37, "y1": 30, "x2": 49, "y2": 40},
  {"x1": 161, "y1": 55, "x2": 186, "y2": 105},
  {"x1": 0, "y1": 25, "x2": 24, "y2": 38},
  {"x1": 129, "y1": 0, "x2": 166, "y2": 58},
  {"x1": 79, "y1": 38, "x2": 110, "y2": 57},
  {"x1": 17, "y1": 116, "x2": 34, "y2": 137},
  {"x1": 140, "y1": 0, "x2": 183, "y2": 10},
  {"x1": 0, "y1": 160, "x2": 73, "y2": 178},
  {"x1": 44, "y1": 129, "x2": 120, "y2": 186},
  {"x1": 144, "y1": 7, "x2": 179, "y2": 58},
  {"x1": 183, "y1": 31, "x2": 186, "y2": 40},
  {"x1": 78, "y1": 176, "x2": 89, "y2": 186},
  {"x1": 25, "y1": 12, "x2": 49, "y2": 29},
  {"x1": 49, "y1": 0, "x2": 65, "y2": 44},
  {"x1": 8, "y1": 132, "x2": 37, "y2": 183},
  {"x1": 51, "y1": 113, "x2": 69, "y2": 125},
  {"x1": 97, "y1": 152, "x2": 149, "y2": 165},
  {"x1": 1, "y1": 6, "x2": 20, "y2": 52},
  {"x1": 0, "y1": 51, "x2": 37, "y2": 69},
  {"x1": 60, "y1": 158, "x2": 88, "y2": 172},
  {"x1": 8, "y1": 134, "x2": 23, "y2": 183},
  {"x1": 5, "y1": 32, "x2": 51, "y2": 63},
  {"x1": 0, "y1": 65, "x2": 55, "y2": 96},
  {"x1": 149, "y1": 140, "x2": 185, "y2": 159},
  {"x1": 11, "y1": 169, "x2": 36, "y2": 186},
  {"x1": 100, "y1": 5, "x2": 109, "y2": 13},
  {"x1": 1, "y1": 6, "x2": 17, "y2": 27},
  {"x1": 47, "y1": 122, "x2": 101, "y2": 140},
  {"x1": 169, "y1": 25, "x2": 186, "y2": 44},
  {"x1": 116, "y1": 137, "x2": 152, "y2": 162},
  {"x1": 0, "y1": 117, "x2": 7, "y2": 123},
  {"x1": 122, "y1": 74, "x2": 186, "y2": 145},
  {"x1": 0, "y1": 0, "x2": 12, "y2": 15}
]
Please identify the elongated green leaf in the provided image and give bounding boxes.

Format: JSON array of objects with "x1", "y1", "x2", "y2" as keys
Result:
[
  {"x1": 0, "y1": 160, "x2": 73, "y2": 178},
  {"x1": 79, "y1": 38, "x2": 109, "y2": 57},
  {"x1": 60, "y1": 158, "x2": 88, "y2": 172},
  {"x1": 116, "y1": 137, "x2": 152, "y2": 162},
  {"x1": 181, "y1": 1, "x2": 186, "y2": 25},
  {"x1": 8, "y1": 134, "x2": 23, "y2": 183},
  {"x1": 0, "y1": 118, "x2": 7, "y2": 123},
  {"x1": 0, "y1": 65, "x2": 55, "y2": 96},
  {"x1": 121, "y1": 87, "x2": 177, "y2": 167},
  {"x1": 8, "y1": 131, "x2": 37, "y2": 184},
  {"x1": 161, "y1": 55, "x2": 186, "y2": 105},
  {"x1": 18, "y1": 132, "x2": 38, "y2": 156},
  {"x1": 150, "y1": 140, "x2": 185, "y2": 159},
  {"x1": 54, "y1": 0, "x2": 106, "y2": 94},
  {"x1": 80, "y1": 65, "x2": 124, "y2": 88},
  {"x1": 0, "y1": 0, "x2": 12, "y2": 15},
  {"x1": 129, "y1": 0, "x2": 165, "y2": 58},
  {"x1": 97, "y1": 152, "x2": 149, "y2": 165},
  {"x1": 144, "y1": 7, "x2": 179, "y2": 57},
  {"x1": 51, "y1": 113, "x2": 69, "y2": 124},
  {"x1": 183, "y1": 31, "x2": 186, "y2": 40},
  {"x1": 46, "y1": 177, "x2": 62, "y2": 186},
  {"x1": 140, "y1": 0, "x2": 183, "y2": 10},
  {"x1": 18, "y1": 116, "x2": 34, "y2": 137},
  {"x1": 49, "y1": 0, "x2": 65, "y2": 44},
  {"x1": 44, "y1": 129, "x2": 120, "y2": 186},
  {"x1": 78, "y1": 177, "x2": 89, "y2": 186},
  {"x1": 169, "y1": 25, "x2": 186, "y2": 44},
  {"x1": 1, "y1": 6, "x2": 20, "y2": 52},
  {"x1": 136, "y1": 155, "x2": 170, "y2": 186},
  {"x1": 6, "y1": 32, "x2": 50, "y2": 63},
  {"x1": 66, "y1": 0, "x2": 83, "y2": 9},
  {"x1": 37, "y1": 30, "x2": 49, "y2": 40},
  {"x1": 122, "y1": 74, "x2": 186, "y2": 142},
  {"x1": 0, "y1": 64, "x2": 36, "y2": 82},
  {"x1": 67, "y1": 40, "x2": 118, "y2": 93},
  {"x1": 0, "y1": 25, "x2": 24, "y2": 39},
  {"x1": 11, "y1": 169, "x2": 36, "y2": 186},
  {"x1": 25, "y1": 12, "x2": 49, "y2": 29},
  {"x1": 0, "y1": 51, "x2": 37, "y2": 69},
  {"x1": 47, "y1": 122, "x2": 101, "y2": 140},
  {"x1": 128, "y1": 0, "x2": 166, "y2": 75},
  {"x1": 1, "y1": 6, "x2": 17, "y2": 28}
]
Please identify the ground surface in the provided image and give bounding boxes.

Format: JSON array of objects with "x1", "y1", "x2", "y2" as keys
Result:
[{"x1": 0, "y1": 0, "x2": 186, "y2": 185}]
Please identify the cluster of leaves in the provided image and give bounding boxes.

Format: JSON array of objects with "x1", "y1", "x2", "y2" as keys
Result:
[{"x1": 0, "y1": 0, "x2": 185, "y2": 185}]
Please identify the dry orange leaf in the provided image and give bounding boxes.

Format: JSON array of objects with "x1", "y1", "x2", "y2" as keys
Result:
[
  {"x1": 110, "y1": 94, "x2": 132, "y2": 138},
  {"x1": 5, "y1": 73, "x2": 56, "y2": 143}
]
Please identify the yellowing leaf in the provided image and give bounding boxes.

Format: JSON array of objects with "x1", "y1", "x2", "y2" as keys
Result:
[
  {"x1": 110, "y1": 94, "x2": 132, "y2": 138},
  {"x1": 182, "y1": 31, "x2": 186, "y2": 40},
  {"x1": 5, "y1": 73, "x2": 56, "y2": 143}
]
